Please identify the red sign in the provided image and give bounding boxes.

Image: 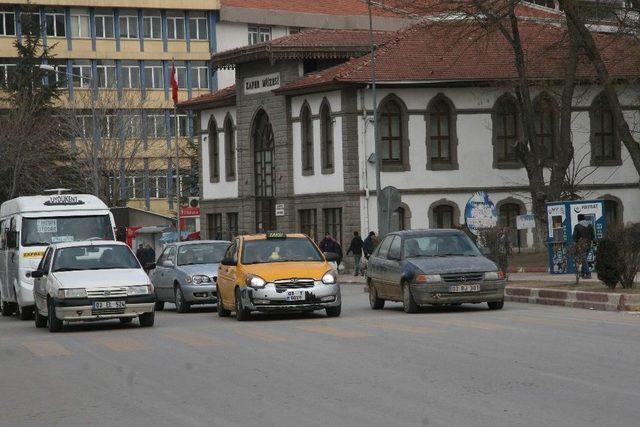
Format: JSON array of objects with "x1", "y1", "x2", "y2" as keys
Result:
[{"x1": 180, "y1": 207, "x2": 200, "y2": 217}]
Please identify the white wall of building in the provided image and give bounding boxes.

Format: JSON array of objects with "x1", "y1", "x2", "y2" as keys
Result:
[{"x1": 200, "y1": 107, "x2": 239, "y2": 200}]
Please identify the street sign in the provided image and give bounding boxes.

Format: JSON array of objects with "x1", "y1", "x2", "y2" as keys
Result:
[
  {"x1": 275, "y1": 204, "x2": 285, "y2": 217},
  {"x1": 180, "y1": 207, "x2": 200, "y2": 217},
  {"x1": 516, "y1": 214, "x2": 536, "y2": 230}
]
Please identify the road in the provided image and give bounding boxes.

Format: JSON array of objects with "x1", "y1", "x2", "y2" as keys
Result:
[{"x1": 1, "y1": 285, "x2": 639, "y2": 427}]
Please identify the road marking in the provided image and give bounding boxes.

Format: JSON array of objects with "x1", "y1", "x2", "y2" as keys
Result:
[
  {"x1": 236, "y1": 328, "x2": 289, "y2": 343},
  {"x1": 298, "y1": 325, "x2": 373, "y2": 338},
  {"x1": 23, "y1": 340, "x2": 71, "y2": 357},
  {"x1": 164, "y1": 330, "x2": 218, "y2": 347},
  {"x1": 431, "y1": 318, "x2": 509, "y2": 331},
  {"x1": 94, "y1": 337, "x2": 146, "y2": 352}
]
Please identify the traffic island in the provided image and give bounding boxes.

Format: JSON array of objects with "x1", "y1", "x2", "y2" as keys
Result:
[{"x1": 506, "y1": 285, "x2": 640, "y2": 312}]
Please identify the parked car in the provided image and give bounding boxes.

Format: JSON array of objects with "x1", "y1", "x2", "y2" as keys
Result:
[
  {"x1": 366, "y1": 229, "x2": 506, "y2": 313},
  {"x1": 31, "y1": 241, "x2": 155, "y2": 332},
  {"x1": 150, "y1": 240, "x2": 230, "y2": 313},
  {"x1": 216, "y1": 232, "x2": 341, "y2": 321}
]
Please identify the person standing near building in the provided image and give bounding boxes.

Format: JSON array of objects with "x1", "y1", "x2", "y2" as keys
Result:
[
  {"x1": 346, "y1": 231, "x2": 364, "y2": 276},
  {"x1": 363, "y1": 231, "x2": 379, "y2": 259},
  {"x1": 572, "y1": 214, "x2": 595, "y2": 279},
  {"x1": 319, "y1": 233, "x2": 343, "y2": 269},
  {"x1": 136, "y1": 244, "x2": 145, "y2": 266}
]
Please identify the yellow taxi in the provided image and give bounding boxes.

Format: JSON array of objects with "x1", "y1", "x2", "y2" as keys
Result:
[{"x1": 216, "y1": 232, "x2": 341, "y2": 320}]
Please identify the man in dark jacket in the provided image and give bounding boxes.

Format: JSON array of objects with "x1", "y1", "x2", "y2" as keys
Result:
[
  {"x1": 572, "y1": 214, "x2": 595, "y2": 279},
  {"x1": 346, "y1": 231, "x2": 364, "y2": 276},
  {"x1": 363, "y1": 231, "x2": 379, "y2": 259},
  {"x1": 319, "y1": 233, "x2": 343, "y2": 267}
]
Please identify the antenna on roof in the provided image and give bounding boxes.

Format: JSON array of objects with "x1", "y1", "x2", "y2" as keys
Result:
[{"x1": 43, "y1": 188, "x2": 71, "y2": 195}]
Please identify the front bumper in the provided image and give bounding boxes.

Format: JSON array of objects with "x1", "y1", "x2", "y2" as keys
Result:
[
  {"x1": 238, "y1": 282, "x2": 341, "y2": 313},
  {"x1": 18, "y1": 280, "x2": 35, "y2": 307},
  {"x1": 52, "y1": 295, "x2": 155, "y2": 321},
  {"x1": 410, "y1": 280, "x2": 506, "y2": 305},
  {"x1": 181, "y1": 284, "x2": 217, "y2": 304}
]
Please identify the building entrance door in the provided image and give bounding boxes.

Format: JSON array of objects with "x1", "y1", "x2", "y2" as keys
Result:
[{"x1": 252, "y1": 110, "x2": 276, "y2": 232}]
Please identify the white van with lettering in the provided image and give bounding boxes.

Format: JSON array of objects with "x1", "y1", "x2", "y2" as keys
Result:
[{"x1": 0, "y1": 194, "x2": 115, "y2": 320}]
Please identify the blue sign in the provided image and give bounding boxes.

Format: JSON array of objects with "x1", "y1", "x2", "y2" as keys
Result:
[{"x1": 464, "y1": 191, "x2": 497, "y2": 236}]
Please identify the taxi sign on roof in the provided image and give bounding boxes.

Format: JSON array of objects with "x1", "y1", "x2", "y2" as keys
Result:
[{"x1": 266, "y1": 231, "x2": 286, "y2": 239}]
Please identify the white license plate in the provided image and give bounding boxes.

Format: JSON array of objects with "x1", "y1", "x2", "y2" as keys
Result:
[
  {"x1": 285, "y1": 290, "x2": 306, "y2": 302},
  {"x1": 449, "y1": 284, "x2": 480, "y2": 293},
  {"x1": 92, "y1": 301, "x2": 126, "y2": 310}
]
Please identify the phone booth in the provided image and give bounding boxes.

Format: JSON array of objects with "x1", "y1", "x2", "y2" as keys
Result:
[{"x1": 546, "y1": 200, "x2": 606, "y2": 274}]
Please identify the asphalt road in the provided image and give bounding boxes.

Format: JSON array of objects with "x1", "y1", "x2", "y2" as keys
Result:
[{"x1": 1, "y1": 285, "x2": 640, "y2": 427}]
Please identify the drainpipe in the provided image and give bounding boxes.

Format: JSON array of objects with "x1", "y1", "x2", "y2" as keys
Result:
[{"x1": 359, "y1": 88, "x2": 370, "y2": 233}]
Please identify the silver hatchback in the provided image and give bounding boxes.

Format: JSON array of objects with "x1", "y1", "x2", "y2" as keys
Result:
[{"x1": 150, "y1": 240, "x2": 230, "y2": 313}]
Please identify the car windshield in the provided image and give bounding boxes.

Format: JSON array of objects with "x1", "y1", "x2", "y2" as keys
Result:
[
  {"x1": 242, "y1": 237, "x2": 323, "y2": 264},
  {"x1": 52, "y1": 245, "x2": 140, "y2": 272},
  {"x1": 403, "y1": 233, "x2": 481, "y2": 258},
  {"x1": 177, "y1": 243, "x2": 229, "y2": 266},
  {"x1": 21, "y1": 215, "x2": 113, "y2": 247}
]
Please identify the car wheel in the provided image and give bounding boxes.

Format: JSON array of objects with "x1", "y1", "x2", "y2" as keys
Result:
[
  {"x1": 17, "y1": 305, "x2": 33, "y2": 321},
  {"x1": 234, "y1": 288, "x2": 250, "y2": 321},
  {"x1": 34, "y1": 307, "x2": 47, "y2": 328},
  {"x1": 119, "y1": 317, "x2": 133, "y2": 324},
  {"x1": 139, "y1": 311, "x2": 155, "y2": 327},
  {"x1": 48, "y1": 298, "x2": 63, "y2": 333},
  {"x1": 402, "y1": 283, "x2": 419, "y2": 314},
  {"x1": 217, "y1": 295, "x2": 231, "y2": 317},
  {"x1": 368, "y1": 282, "x2": 385, "y2": 310},
  {"x1": 488, "y1": 300, "x2": 504, "y2": 310},
  {"x1": 175, "y1": 286, "x2": 190, "y2": 313},
  {"x1": 154, "y1": 301, "x2": 165, "y2": 311},
  {"x1": 326, "y1": 304, "x2": 341, "y2": 317}
]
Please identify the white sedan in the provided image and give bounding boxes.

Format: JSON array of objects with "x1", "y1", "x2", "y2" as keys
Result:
[{"x1": 32, "y1": 241, "x2": 156, "y2": 332}]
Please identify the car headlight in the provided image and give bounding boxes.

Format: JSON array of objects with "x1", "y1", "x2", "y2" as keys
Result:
[
  {"x1": 57, "y1": 288, "x2": 88, "y2": 299},
  {"x1": 192, "y1": 275, "x2": 212, "y2": 285},
  {"x1": 322, "y1": 271, "x2": 337, "y2": 285},
  {"x1": 246, "y1": 275, "x2": 266, "y2": 289},
  {"x1": 484, "y1": 271, "x2": 504, "y2": 280},
  {"x1": 414, "y1": 274, "x2": 442, "y2": 283},
  {"x1": 127, "y1": 285, "x2": 152, "y2": 296}
]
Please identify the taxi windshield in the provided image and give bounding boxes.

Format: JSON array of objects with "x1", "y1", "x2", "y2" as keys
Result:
[
  {"x1": 241, "y1": 237, "x2": 323, "y2": 264},
  {"x1": 52, "y1": 245, "x2": 140, "y2": 272},
  {"x1": 177, "y1": 243, "x2": 228, "y2": 266}
]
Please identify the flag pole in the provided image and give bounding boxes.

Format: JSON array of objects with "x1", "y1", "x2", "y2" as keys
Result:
[{"x1": 171, "y1": 59, "x2": 181, "y2": 240}]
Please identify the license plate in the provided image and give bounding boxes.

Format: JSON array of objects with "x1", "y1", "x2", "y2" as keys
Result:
[
  {"x1": 285, "y1": 290, "x2": 306, "y2": 302},
  {"x1": 449, "y1": 284, "x2": 480, "y2": 293},
  {"x1": 92, "y1": 301, "x2": 126, "y2": 310}
]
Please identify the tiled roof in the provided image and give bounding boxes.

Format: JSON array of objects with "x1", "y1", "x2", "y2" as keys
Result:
[
  {"x1": 277, "y1": 18, "x2": 640, "y2": 93},
  {"x1": 220, "y1": 0, "x2": 401, "y2": 17},
  {"x1": 177, "y1": 85, "x2": 236, "y2": 110},
  {"x1": 211, "y1": 28, "x2": 394, "y2": 69}
]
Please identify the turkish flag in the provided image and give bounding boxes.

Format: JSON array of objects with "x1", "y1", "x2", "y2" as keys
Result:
[{"x1": 170, "y1": 62, "x2": 179, "y2": 105}]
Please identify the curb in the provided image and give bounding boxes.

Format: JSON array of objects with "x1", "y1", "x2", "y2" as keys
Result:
[
  {"x1": 507, "y1": 266, "x2": 548, "y2": 273},
  {"x1": 505, "y1": 287, "x2": 640, "y2": 312}
]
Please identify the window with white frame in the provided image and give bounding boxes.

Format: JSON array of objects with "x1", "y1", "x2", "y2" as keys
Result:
[
  {"x1": 96, "y1": 61, "x2": 116, "y2": 88},
  {"x1": 144, "y1": 61, "x2": 163, "y2": 89},
  {"x1": 143, "y1": 12, "x2": 161, "y2": 39},
  {"x1": 46, "y1": 62, "x2": 68, "y2": 88},
  {"x1": 166, "y1": 13, "x2": 185, "y2": 40},
  {"x1": 173, "y1": 62, "x2": 187, "y2": 89},
  {"x1": 146, "y1": 114, "x2": 166, "y2": 138},
  {"x1": 75, "y1": 114, "x2": 93, "y2": 138},
  {"x1": 70, "y1": 10, "x2": 90, "y2": 38},
  {"x1": 120, "y1": 61, "x2": 140, "y2": 89},
  {"x1": 45, "y1": 10, "x2": 65, "y2": 37},
  {"x1": 20, "y1": 12, "x2": 41, "y2": 36},
  {"x1": 0, "y1": 9, "x2": 16, "y2": 36},
  {"x1": 0, "y1": 62, "x2": 16, "y2": 86},
  {"x1": 119, "y1": 12, "x2": 138, "y2": 39},
  {"x1": 71, "y1": 61, "x2": 92, "y2": 88},
  {"x1": 99, "y1": 115, "x2": 117, "y2": 138},
  {"x1": 123, "y1": 114, "x2": 142, "y2": 138},
  {"x1": 190, "y1": 61, "x2": 209, "y2": 89},
  {"x1": 188, "y1": 12, "x2": 207, "y2": 40},
  {"x1": 170, "y1": 113, "x2": 188, "y2": 137},
  {"x1": 248, "y1": 25, "x2": 271, "y2": 45},
  {"x1": 95, "y1": 12, "x2": 114, "y2": 38}
]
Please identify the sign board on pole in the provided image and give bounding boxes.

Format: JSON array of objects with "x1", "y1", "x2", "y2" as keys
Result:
[
  {"x1": 464, "y1": 191, "x2": 497, "y2": 236},
  {"x1": 275, "y1": 204, "x2": 285, "y2": 217},
  {"x1": 516, "y1": 214, "x2": 536, "y2": 230},
  {"x1": 180, "y1": 207, "x2": 200, "y2": 217}
]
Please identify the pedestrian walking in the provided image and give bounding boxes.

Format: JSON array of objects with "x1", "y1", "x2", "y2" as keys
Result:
[
  {"x1": 135, "y1": 244, "x2": 145, "y2": 265},
  {"x1": 319, "y1": 233, "x2": 343, "y2": 269},
  {"x1": 346, "y1": 231, "x2": 364, "y2": 276},
  {"x1": 572, "y1": 214, "x2": 595, "y2": 279},
  {"x1": 363, "y1": 231, "x2": 379, "y2": 259}
]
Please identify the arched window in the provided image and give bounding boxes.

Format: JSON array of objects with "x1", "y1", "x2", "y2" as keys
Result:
[
  {"x1": 604, "y1": 199, "x2": 620, "y2": 227},
  {"x1": 208, "y1": 117, "x2": 219, "y2": 182},
  {"x1": 427, "y1": 95, "x2": 458, "y2": 170},
  {"x1": 224, "y1": 115, "x2": 236, "y2": 181},
  {"x1": 493, "y1": 95, "x2": 519, "y2": 165},
  {"x1": 433, "y1": 205, "x2": 454, "y2": 229},
  {"x1": 590, "y1": 93, "x2": 620, "y2": 165},
  {"x1": 320, "y1": 100, "x2": 334, "y2": 173},
  {"x1": 380, "y1": 100, "x2": 403, "y2": 164},
  {"x1": 534, "y1": 95, "x2": 557, "y2": 159},
  {"x1": 300, "y1": 103, "x2": 314, "y2": 174}
]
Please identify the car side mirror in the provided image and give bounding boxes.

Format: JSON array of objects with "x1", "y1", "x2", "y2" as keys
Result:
[
  {"x1": 162, "y1": 260, "x2": 174, "y2": 268},
  {"x1": 145, "y1": 262, "x2": 156, "y2": 271},
  {"x1": 6, "y1": 231, "x2": 18, "y2": 249},
  {"x1": 220, "y1": 256, "x2": 236, "y2": 266},
  {"x1": 324, "y1": 252, "x2": 339, "y2": 262},
  {"x1": 31, "y1": 270, "x2": 44, "y2": 279}
]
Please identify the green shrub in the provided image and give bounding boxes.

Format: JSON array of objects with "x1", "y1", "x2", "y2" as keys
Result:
[{"x1": 595, "y1": 237, "x2": 622, "y2": 289}]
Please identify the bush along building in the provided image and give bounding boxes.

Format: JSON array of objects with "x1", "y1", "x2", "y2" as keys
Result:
[{"x1": 179, "y1": 5, "x2": 640, "y2": 253}]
